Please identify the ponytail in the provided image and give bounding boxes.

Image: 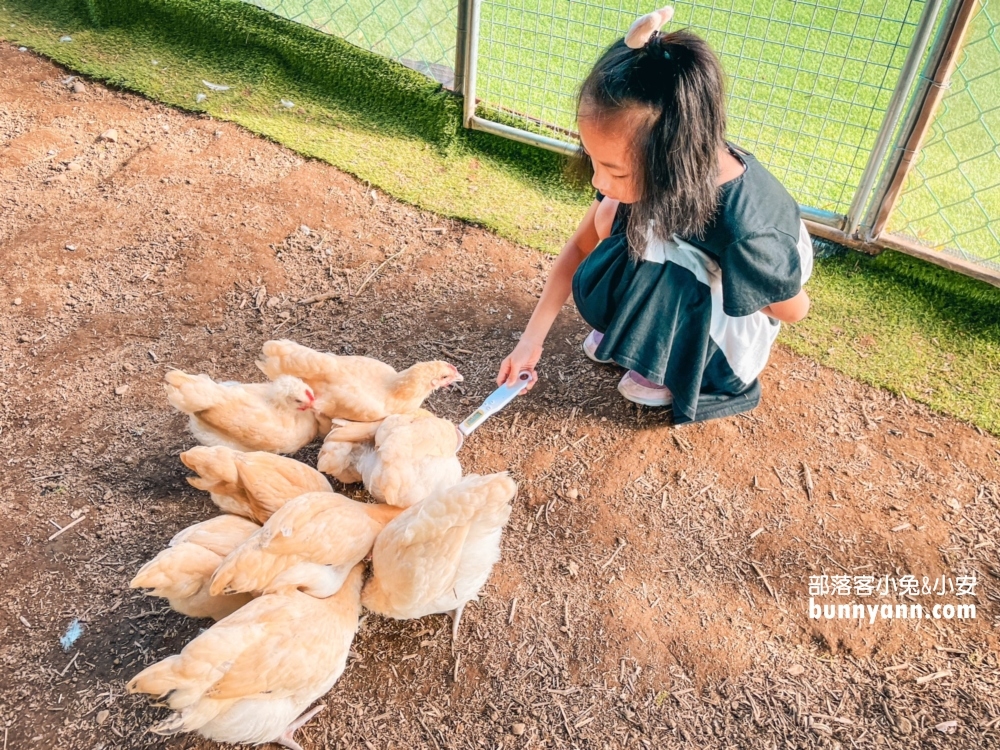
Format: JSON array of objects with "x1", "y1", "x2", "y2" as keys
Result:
[{"x1": 579, "y1": 30, "x2": 727, "y2": 252}]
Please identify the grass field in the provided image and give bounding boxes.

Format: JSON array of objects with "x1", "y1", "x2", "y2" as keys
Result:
[{"x1": 253, "y1": 0, "x2": 999, "y2": 266}]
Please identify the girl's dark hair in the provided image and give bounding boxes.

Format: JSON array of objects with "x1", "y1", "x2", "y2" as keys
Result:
[{"x1": 579, "y1": 30, "x2": 727, "y2": 252}]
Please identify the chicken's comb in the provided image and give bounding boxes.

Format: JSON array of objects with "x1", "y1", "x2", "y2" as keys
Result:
[{"x1": 624, "y1": 6, "x2": 675, "y2": 49}]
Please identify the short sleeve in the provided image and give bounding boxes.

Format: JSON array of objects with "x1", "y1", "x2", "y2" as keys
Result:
[{"x1": 719, "y1": 229, "x2": 803, "y2": 317}]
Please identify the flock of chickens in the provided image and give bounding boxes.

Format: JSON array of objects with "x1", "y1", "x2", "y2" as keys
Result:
[{"x1": 125, "y1": 339, "x2": 518, "y2": 750}]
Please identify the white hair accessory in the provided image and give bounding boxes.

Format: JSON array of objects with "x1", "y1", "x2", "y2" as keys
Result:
[{"x1": 624, "y1": 6, "x2": 675, "y2": 49}]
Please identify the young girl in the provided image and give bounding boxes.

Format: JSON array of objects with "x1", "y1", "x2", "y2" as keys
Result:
[{"x1": 497, "y1": 8, "x2": 813, "y2": 424}]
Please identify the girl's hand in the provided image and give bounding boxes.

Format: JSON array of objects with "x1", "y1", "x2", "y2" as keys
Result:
[{"x1": 497, "y1": 338, "x2": 544, "y2": 391}]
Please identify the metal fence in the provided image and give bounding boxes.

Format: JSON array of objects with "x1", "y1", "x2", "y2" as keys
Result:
[
  {"x1": 245, "y1": 0, "x2": 460, "y2": 86},
  {"x1": 473, "y1": 0, "x2": 929, "y2": 218},
  {"x1": 884, "y1": 0, "x2": 1000, "y2": 271},
  {"x1": 241, "y1": 0, "x2": 999, "y2": 285}
]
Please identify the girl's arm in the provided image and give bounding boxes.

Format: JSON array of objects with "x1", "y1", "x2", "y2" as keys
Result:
[
  {"x1": 497, "y1": 199, "x2": 605, "y2": 388},
  {"x1": 761, "y1": 288, "x2": 810, "y2": 323}
]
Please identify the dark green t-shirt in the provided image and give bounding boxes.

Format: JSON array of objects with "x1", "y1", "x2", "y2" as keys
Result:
[
  {"x1": 581, "y1": 144, "x2": 811, "y2": 423},
  {"x1": 598, "y1": 143, "x2": 804, "y2": 317}
]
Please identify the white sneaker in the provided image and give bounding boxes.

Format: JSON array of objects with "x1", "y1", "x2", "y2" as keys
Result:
[
  {"x1": 617, "y1": 371, "x2": 673, "y2": 407},
  {"x1": 582, "y1": 330, "x2": 614, "y2": 364}
]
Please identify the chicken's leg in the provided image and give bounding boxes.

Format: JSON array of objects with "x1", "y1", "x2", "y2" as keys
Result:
[
  {"x1": 449, "y1": 602, "x2": 465, "y2": 643},
  {"x1": 276, "y1": 704, "x2": 325, "y2": 750}
]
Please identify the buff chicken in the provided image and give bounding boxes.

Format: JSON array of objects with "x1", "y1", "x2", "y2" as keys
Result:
[
  {"x1": 256, "y1": 339, "x2": 463, "y2": 421},
  {"x1": 362, "y1": 472, "x2": 516, "y2": 640},
  {"x1": 318, "y1": 409, "x2": 462, "y2": 508},
  {"x1": 128, "y1": 563, "x2": 364, "y2": 750},
  {"x1": 181, "y1": 446, "x2": 333, "y2": 524},
  {"x1": 130, "y1": 515, "x2": 261, "y2": 620},
  {"x1": 165, "y1": 370, "x2": 319, "y2": 454},
  {"x1": 210, "y1": 492, "x2": 402, "y2": 598}
]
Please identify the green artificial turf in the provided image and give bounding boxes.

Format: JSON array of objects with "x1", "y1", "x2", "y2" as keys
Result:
[{"x1": 3, "y1": 0, "x2": 999, "y2": 433}]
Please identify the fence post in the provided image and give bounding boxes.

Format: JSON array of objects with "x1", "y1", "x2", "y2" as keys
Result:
[
  {"x1": 863, "y1": 0, "x2": 982, "y2": 241},
  {"x1": 843, "y1": 0, "x2": 945, "y2": 235},
  {"x1": 454, "y1": 0, "x2": 469, "y2": 93},
  {"x1": 462, "y1": 0, "x2": 482, "y2": 127}
]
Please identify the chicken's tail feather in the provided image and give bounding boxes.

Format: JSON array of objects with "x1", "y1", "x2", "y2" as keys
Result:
[
  {"x1": 180, "y1": 446, "x2": 240, "y2": 485},
  {"x1": 259, "y1": 339, "x2": 338, "y2": 381},
  {"x1": 208, "y1": 545, "x2": 269, "y2": 597},
  {"x1": 128, "y1": 656, "x2": 182, "y2": 698},
  {"x1": 325, "y1": 419, "x2": 383, "y2": 443},
  {"x1": 164, "y1": 371, "x2": 222, "y2": 414},
  {"x1": 317, "y1": 439, "x2": 365, "y2": 483},
  {"x1": 130, "y1": 545, "x2": 215, "y2": 599},
  {"x1": 474, "y1": 473, "x2": 517, "y2": 527}
]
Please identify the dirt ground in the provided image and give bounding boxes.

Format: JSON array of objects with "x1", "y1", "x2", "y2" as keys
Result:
[{"x1": 2, "y1": 44, "x2": 999, "y2": 750}]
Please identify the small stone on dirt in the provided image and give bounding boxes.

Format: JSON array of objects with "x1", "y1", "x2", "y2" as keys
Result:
[
  {"x1": 511, "y1": 723, "x2": 525, "y2": 736},
  {"x1": 267, "y1": 296, "x2": 281, "y2": 308},
  {"x1": 788, "y1": 664, "x2": 805, "y2": 676},
  {"x1": 13, "y1": 298, "x2": 22, "y2": 306},
  {"x1": 895, "y1": 717, "x2": 912, "y2": 735},
  {"x1": 300, "y1": 224, "x2": 311, "y2": 236},
  {"x1": 72, "y1": 81, "x2": 86, "y2": 94},
  {"x1": 114, "y1": 385, "x2": 129, "y2": 396},
  {"x1": 566, "y1": 487, "x2": 579, "y2": 500},
  {"x1": 98, "y1": 129, "x2": 118, "y2": 143},
  {"x1": 65, "y1": 244, "x2": 77, "y2": 251},
  {"x1": 96, "y1": 710, "x2": 109, "y2": 726},
  {"x1": 18, "y1": 334, "x2": 31, "y2": 343}
]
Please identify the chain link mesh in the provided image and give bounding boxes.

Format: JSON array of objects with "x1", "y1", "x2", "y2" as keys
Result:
[
  {"x1": 244, "y1": 0, "x2": 459, "y2": 87},
  {"x1": 475, "y1": 0, "x2": 928, "y2": 216},
  {"x1": 887, "y1": 1, "x2": 1000, "y2": 271},
  {"x1": 238, "y1": 0, "x2": 996, "y2": 273}
]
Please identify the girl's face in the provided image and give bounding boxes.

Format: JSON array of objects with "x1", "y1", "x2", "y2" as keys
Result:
[{"x1": 578, "y1": 110, "x2": 643, "y2": 204}]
